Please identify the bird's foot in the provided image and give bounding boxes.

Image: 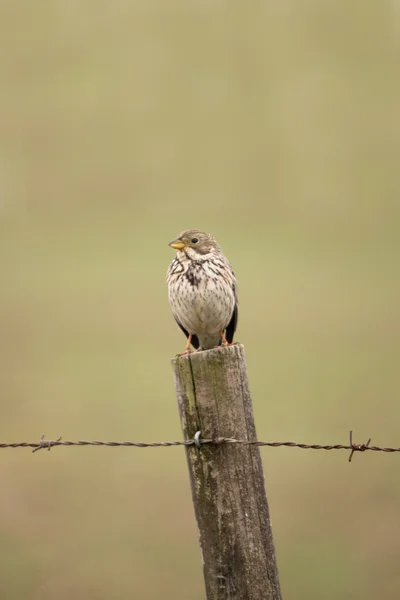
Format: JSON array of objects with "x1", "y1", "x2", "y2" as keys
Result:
[
  {"x1": 218, "y1": 330, "x2": 233, "y2": 348},
  {"x1": 176, "y1": 333, "x2": 195, "y2": 356}
]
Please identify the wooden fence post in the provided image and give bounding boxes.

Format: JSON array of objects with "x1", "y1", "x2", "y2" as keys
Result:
[{"x1": 172, "y1": 344, "x2": 281, "y2": 600}]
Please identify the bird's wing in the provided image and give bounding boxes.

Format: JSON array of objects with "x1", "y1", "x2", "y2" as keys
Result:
[
  {"x1": 225, "y1": 280, "x2": 238, "y2": 344},
  {"x1": 225, "y1": 302, "x2": 238, "y2": 344},
  {"x1": 174, "y1": 318, "x2": 200, "y2": 349}
]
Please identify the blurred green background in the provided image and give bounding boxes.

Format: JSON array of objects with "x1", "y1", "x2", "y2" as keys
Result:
[{"x1": 1, "y1": 1, "x2": 400, "y2": 598}]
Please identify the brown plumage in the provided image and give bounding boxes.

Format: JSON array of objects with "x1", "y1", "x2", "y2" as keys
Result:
[{"x1": 166, "y1": 230, "x2": 238, "y2": 352}]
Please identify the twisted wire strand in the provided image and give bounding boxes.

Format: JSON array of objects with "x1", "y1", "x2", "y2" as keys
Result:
[{"x1": 0, "y1": 431, "x2": 397, "y2": 461}]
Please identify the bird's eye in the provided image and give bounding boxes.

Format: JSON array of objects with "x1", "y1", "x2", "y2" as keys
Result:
[{"x1": 191, "y1": 238, "x2": 199, "y2": 244}]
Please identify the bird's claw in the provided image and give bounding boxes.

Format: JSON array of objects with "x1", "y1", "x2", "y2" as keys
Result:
[
  {"x1": 216, "y1": 341, "x2": 236, "y2": 350},
  {"x1": 177, "y1": 349, "x2": 193, "y2": 357}
]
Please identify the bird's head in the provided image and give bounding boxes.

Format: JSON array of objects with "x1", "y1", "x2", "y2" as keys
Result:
[{"x1": 168, "y1": 230, "x2": 219, "y2": 256}]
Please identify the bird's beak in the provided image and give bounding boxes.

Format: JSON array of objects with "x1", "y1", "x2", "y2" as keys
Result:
[{"x1": 169, "y1": 238, "x2": 186, "y2": 250}]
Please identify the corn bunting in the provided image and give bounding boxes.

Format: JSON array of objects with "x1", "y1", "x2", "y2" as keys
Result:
[{"x1": 167, "y1": 230, "x2": 238, "y2": 353}]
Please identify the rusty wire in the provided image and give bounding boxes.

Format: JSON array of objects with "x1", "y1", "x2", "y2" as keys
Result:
[{"x1": 0, "y1": 431, "x2": 397, "y2": 462}]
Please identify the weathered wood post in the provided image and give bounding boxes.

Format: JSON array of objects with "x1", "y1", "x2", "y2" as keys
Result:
[{"x1": 172, "y1": 344, "x2": 281, "y2": 600}]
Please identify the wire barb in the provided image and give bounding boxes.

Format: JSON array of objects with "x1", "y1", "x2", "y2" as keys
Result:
[
  {"x1": 348, "y1": 430, "x2": 372, "y2": 463},
  {"x1": 32, "y1": 435, "x2": 62, "y2": 453}
]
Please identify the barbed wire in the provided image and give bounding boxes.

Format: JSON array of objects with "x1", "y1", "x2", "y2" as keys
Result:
[{"x1": 0, "y1": 431, "x2": 398, "y2": 462}]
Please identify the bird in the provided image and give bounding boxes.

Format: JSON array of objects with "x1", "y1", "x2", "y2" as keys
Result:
[{"x1": 166, "y1": 230, "x2": 238, "y2": 353}]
